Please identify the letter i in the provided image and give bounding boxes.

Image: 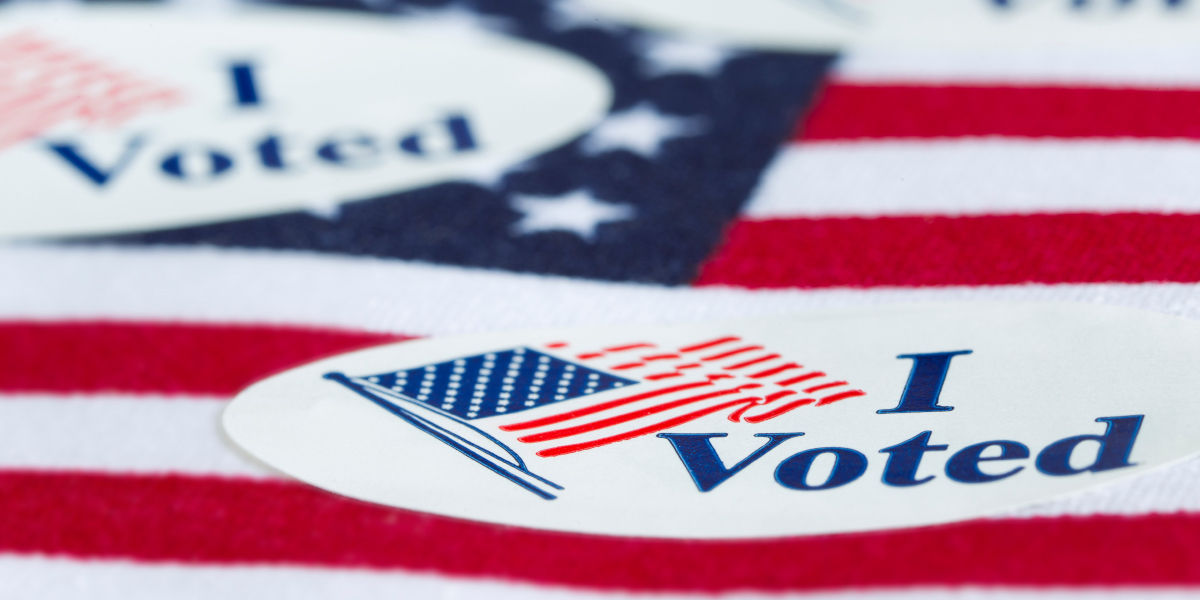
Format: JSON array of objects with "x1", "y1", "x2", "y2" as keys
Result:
[
  {"x1": 878, "y1": 350, "x2": 973, "y2": 414},
  {"x1": 227, "y1": 62, "x2": 263, "y2": 108}
]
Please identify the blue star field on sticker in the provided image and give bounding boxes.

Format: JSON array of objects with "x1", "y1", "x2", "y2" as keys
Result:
[{"x1": 86, "y1": 0, "x2": 833, "y2": 284}]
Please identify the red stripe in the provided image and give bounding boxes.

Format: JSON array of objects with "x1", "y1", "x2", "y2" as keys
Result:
[
  {"x1": 779, "y1": 372, "x2": 824, "y2": 386},
  {"x1": 799, "y1": 82, "x2": 1200, "y2": 141},
  {"x1": 743, "y1": 398, "x2": 815, "y2": 423},
  {"x1": 729, "y1": 390, "x2": 801, "y2": 423},
  {"x1": 804, "y1": 381, "x2": 846, "y2": 394},
  {"x1": 3, "y1": 470, "x2": 1200, "y2": 590},
  {"x1": 516, "y1": 387, "x2": 744, "y2": 443},
  {"x1": 678, "y1": 336, "x2": 739, "y2": 353},
  {"x1": 644, "y1": 363, "x2": 704, "y2": 381},
  {"x1": 498, "y1": 381, "x2": 711, "y2": 432},
  {"x1": 644, "y1": 372, "x2": 683, "y2": 381},
  {"x1": 701, "y1": 345, "x2": 762, "y2": 361},
  {"x1": 819, "y1": 389, "x2": 867, "y2": 406},
  {"x1": 749, "y1": 363, "x2": 801, "y2": 379},
  {"x1": 725, "y1": 354, "x2": 779, "y2": 370},
  {"x1": 641, "y1": 353, "x2": 681, "y2": 361},
  {"x1": 0, "y1": 321, "x2": 405, "y2": 395},
  {"x1": 537, "y1": 397, "x2": 757, "y2": 457},
  {"x1": 696, "y1": 213, "x2": 1200, "y2": 289}
]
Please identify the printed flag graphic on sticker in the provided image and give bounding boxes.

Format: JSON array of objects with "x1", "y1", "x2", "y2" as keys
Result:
[{"x1": 326, "y1": 337, "x2": 863, "y2": 499}]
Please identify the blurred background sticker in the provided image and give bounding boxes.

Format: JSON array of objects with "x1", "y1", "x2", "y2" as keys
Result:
[
  {"x1": 0, "y1": 6, "x2": 611, "y2": 237},
  {"x1": 577, "y1": 0, "x2": 1200, "y2": 50}
]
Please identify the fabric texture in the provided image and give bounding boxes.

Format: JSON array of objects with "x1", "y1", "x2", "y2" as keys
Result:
[{"x1": 7, "y1": 0, "x2": 1200, "y2": 597}]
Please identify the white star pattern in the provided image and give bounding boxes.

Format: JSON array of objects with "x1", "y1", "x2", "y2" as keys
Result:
[
  {"x1": 581, "y1": 103, "x2": 705, "y2": 158},
  {"x1": 509, "y1": 190, "x2": 635, "y2": 241},
  {"x1": 639, "y1": 35, "x2": 733, "y2": 78}
]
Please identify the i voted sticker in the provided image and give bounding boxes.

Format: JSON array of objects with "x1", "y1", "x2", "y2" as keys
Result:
[
  {"x1": 0, "y1": 5, "x2": 610, "y2": 238},
  {"x1": 225, "y1": 303, "x2": 1200, "y2": 539}
]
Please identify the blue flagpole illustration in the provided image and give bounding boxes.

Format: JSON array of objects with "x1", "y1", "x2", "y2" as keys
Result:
[{"x1": 323, "y1": 371, "x2": 563, "y2": 500}]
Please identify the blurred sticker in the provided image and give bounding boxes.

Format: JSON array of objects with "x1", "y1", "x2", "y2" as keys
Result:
[
  {"x1": 576, "y1": 0, "x2": 1200, "y2": 51},
  {"x1": 0, "y1": 5, "x2": 610, "y2": 238}
]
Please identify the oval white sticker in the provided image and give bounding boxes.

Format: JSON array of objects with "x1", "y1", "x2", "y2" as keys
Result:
[
  {"x1": 0, "y1": 6, "x2": 611, "y2": 238},
  {"x1": 225, "y1": 303, "x2": 1200, "y2": 539}
]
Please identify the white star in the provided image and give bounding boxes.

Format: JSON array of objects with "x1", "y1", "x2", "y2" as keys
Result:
[
  {"x1": 509, "y1": 190, "x2": 635, "y2": 241},
  {"x1": 639, "y1": 35, "x2": 733, "y2": 78},
  {"x1": 303, "y1": 197, "x2": 345, "y2": 221},
  {"x1": 581, "y1": 103, "x2": 704, "y2": 158},
  {"x1": 545, "y1": 0, "x2": 624, "y2": 32}
]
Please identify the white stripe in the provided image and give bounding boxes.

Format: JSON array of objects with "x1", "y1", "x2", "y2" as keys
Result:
[
  {"x1": 0, "y1": 555, "x2": 1196, "y2": 600},
  {"x1": 834, "y1": 46, "x2": 1200, "y2": 87},
  {"x1": 5, "y1": 389, "x2": 1200, "y2": 518},
  {"x1": 744, "y1": 141, "x2": 1200, "y2": 218},
  {"x1": 9, "y1": 246, "x2": 1200, "y2": 334},
  {"x1": 4, "y1": 246, "x2": 1200, "y2": 518},
  {"x1": 0, "y1": 394, "x2": 275, "y2": 478}
]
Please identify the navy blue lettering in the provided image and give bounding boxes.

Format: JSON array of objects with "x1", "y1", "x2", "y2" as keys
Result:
[
  {"x1": 46, "y1": 136, "x2": 144, "y2": 187},
  {"x1": 228, "y1": 62, "x2": 262, "y2": 107},
  {"x1": 878, "y1": 350, "x2": 973, "y2": 414},
  {"x1": 657, "y1": 432, "x2": 803, "y2": 492},
  {"x1": 255, "y1": 134, "x2": 291, "y2": 170},
  {"x1": 1036, "y1": 415, "x2": 1144, "y2": 476},
  {"x1": 880, "y1": 430, "x2": 948, "y2": 486},
  {"x1": 317, "y1": 133, "x2": 381, "y2": 167},
  {"x1": 160, "y1": 146, "x2": 234, "y2": 181},
  {"x1": 775, "y1": 447, "x2": 868, "y2": 490},
  {"x1": 445, "y1": 114, "x2": 478, "y2": 151},
  {"x1": 399, "y1": 113, "x2": 478, "y2": 156},
  {"x1": 946, "y1": 440, "x2": 1029, "y2": 483}
]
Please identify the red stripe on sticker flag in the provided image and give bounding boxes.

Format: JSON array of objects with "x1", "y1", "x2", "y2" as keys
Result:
[
  {"x1": 0, "y1": 321, "x2": 405, "y2": 395},
  {"x1": 799, "y1": 83, "x2": 1200, "y2": 141},
  {"x1": 1, "y1": 469, "x2": 1199, "y2": 591},
  {"x1": 696, "y1": 213, "x2": 1200, "y2": 289}
]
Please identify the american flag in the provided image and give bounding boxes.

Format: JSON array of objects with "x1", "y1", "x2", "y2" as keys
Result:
[
  {"x1": 331, "y1": 335, "x2": 860, "y2": 484},
  {"x1": 502, "y1": 336, "x2": 862, "y2": 455},
  {"x1": 6, "y1": 0, "x2": 1200, "y2": 598}
]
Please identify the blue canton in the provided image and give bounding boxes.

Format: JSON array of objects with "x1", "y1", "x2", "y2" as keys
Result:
[
  {"x1": 355, "y1": 347, "x2": 636, "y2": 420},
  {"x1": 88, "y1": 0, "x2": 833, "y2": 285}
]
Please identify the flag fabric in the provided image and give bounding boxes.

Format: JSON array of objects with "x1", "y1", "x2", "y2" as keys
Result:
[{"x1": 7, "y1": 0, "x2": 1200, "y2": 598}]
